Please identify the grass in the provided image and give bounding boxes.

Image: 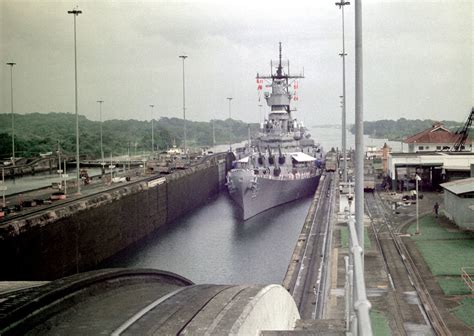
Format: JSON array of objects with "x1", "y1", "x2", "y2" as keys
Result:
[
  {"x1": 408, "y1": 214, "x2": 474, "y2": 330},
  {"x1": 408, "y1": 215, "x2": 474, "y2": 276},
  {"x1": 340, "y1": 227, "x2": 372, "y2": 249},
  {"x1": 407, "y1": 215, "x2": 473, "y2": 241},
  {"x1": 370, "y1": 310, "x2": 391, "y2": 336},
  {"x1": 414, "y1": 240, "x2": 474, "y2": 276},
  {"x1": 451, "y1": 298, "x2": 474, "y2": 328},
  {"x1": 437, "y1": 277, "x2": 472, "y2": 296}
]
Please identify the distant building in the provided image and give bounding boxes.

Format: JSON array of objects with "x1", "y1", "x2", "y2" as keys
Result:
[
  {"x1": 440, "y1": 177, "x2": 474, "y2": 230},
  {"x1": 387, "y1": 152, "x2": 474, "y2": 191},
  {"x1": 403, "y1": 122, "x2": 472, "y2": 153}
]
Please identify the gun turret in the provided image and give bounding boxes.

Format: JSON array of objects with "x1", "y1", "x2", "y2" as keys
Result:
[
  {"x1": 267, "y1": 146, "x2": 275, "y2": 165},
  {"x1": 257, "y1": 146, "x2": 264, "y2": 165},
  {"x1": 278, "y1": 145, "x2": 286, "y2": 164}
]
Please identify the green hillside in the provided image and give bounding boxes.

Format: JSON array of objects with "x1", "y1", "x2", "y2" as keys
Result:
[
  {"x1": 349, "y1": 118, "x2": 470, "y2": 140},
  {"x1": 0, "y1": 112, "x2": 258, "y2": 158}
]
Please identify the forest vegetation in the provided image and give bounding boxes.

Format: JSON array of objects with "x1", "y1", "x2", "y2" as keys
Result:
[
  {"x1": 0, "y1": 112, "x2": 258, "y2": 158},
  {"x1": 349, "y1": 118, "x2": 471, "y2": 140}
]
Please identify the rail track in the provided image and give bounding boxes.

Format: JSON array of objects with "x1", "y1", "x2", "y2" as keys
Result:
[
  {"x1": 365, "y1": 191, "x2": 451, "y2": 336},
  {"x1": 0, "y1": 153, "x2": 228, "y2": 225},
  {"x1": 291, "y1": 172, "x2": 336, "y2": 319}
]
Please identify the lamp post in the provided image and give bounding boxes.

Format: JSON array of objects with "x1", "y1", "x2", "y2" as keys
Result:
[
  {"x1": 150, "y1": 104, "x2": 155, "y2": 156},
  {"x1": 68, "y1": 7, "x2": 82, "y2": 194},
  {"x1": 258, "y1": 104, "x2": 263, "y2": 127},
  {"x1": 227, "y1": 97, "x2": 233, "y2": 152},
  {"x1": 212, "y1": 119, "x2": 216, "y2": 146},
  {"x1": 1, "y1": 168, "x2": 6, "y2": 207},
  {"x1": 6, "y1": 62, "x2": 16, "y2": 165},
  {"x1": 415, "y1": 174, "x2": 421, "y2": 234},
  {"x1": 179, "y1": 55, "x2": 188, "y2": 154},
  {"x1": 97, "y1": 100, "x2": 104, "y2": 165},
  {"x1": 354, "y1": 0, "x2": 365, "y2": 253},
  {"x1": 336, "y1": 0, "x2": 350, "y2": 184}
]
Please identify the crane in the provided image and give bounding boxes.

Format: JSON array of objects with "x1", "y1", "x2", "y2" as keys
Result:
[{"x1": 452, "y1": 107, "x2": 474, "y2": 152}]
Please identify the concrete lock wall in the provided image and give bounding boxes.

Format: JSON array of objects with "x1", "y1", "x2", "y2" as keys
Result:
[{"x1": 0, "y1": 163, "x2": 221, "y2": 281}]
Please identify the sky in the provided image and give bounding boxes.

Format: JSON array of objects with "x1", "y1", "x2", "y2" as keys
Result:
[{"x1": 1, "y1": 0, "x2": 472, "y2": 126}]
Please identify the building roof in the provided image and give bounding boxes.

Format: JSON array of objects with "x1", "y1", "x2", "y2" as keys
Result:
[
  {"x1": 404, "y1": 123, "x2": 463, "y2": 144},
  {"x1": 440, "y1": 177, "x2": 474, "y2": 195}
]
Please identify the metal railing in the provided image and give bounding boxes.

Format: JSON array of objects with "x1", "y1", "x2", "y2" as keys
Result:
[{"x1": 345, "y1": 215, "x2": 373, "y2": 336}]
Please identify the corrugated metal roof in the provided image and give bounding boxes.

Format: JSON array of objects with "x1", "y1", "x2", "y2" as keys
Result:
[{"x1": 440, "y1": 177, "x2": 474, "y2": 195}]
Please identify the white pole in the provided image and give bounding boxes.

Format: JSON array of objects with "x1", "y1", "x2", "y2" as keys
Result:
[
  {"x1": 68, "y1": 8, "x2": 82, "y2": 194},
  {"x1": 354, "y1": 0, "x2": 364, "y2": 251},
  {"x1": 110, "y1": 152, "x2": 113, "y2": 182},
  {"x1": 179, "y1": 55, "x2": 188, "y2": 154},
  {"x1": 63, "y1": 160, "x2": 68, "y2": 196},
  {"x1": 212, "y1": 119, "x2": 216, "y2": 146},
  {"x1": 416, "y1": 174, "x2": 421, "y2": 234},
  {"x1": 336, "y1": 1, "x2": 350, "y2": 184},
  {"x1": 2, "y1": 168, "x2": 5, "y2": 207},
  {"x1": 6, "y1": 62, "x2": 16, "y2": 166},
  {"x1": 58, "y1": 142, "x2": 61, "y2": 175},
  {"x1": 227, "y1": 97, "x2": 233, "y2": 151},
  {"x1": 97, "y1": 100, "x2": 104, "y2": 163},
  {"x1": 150, "y1": 104, "x2": 155, "y2": 156}
]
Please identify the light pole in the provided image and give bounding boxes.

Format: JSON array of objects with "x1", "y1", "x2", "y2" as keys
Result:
[
  {"x1": 336, "y1": 0, "x2": 350, "y2": 184},
  {"x1": 150, "y1": 104, "x2": 155, "y2": 156},
  {"x1": 415, "y1": 174, "x2": 421, "y2": 234},
  {"x1": 258, "y1": 104, "x2": 263, "y2": 127},
  {"x1": 68, "y1": 7, "x2": 82, "y2": 194},
  {"x1": 179, "y1": 55, "x2": 187, "y2": 154},
  {"x1": 97, "y1": 100, "x2": 104, "y2": 164},
  {"x1": 354, "y1": 0, "x2": 364, "y2": 251},
  {"x1": 212, "y1": 119, "x2": 216, "y2": 146},
  {"x1": 227, "y1": 97, "x2": 233, "y2": 151},
  {"x1": 6, "y1": 62, "x2": 16, "y2": 165},
  {"x1": 1, "y1": 168, "x2": 6, "y2": 207}
]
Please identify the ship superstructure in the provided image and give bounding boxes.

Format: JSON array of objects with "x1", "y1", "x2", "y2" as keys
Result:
[{"x1": 227, "y1": 43, "x2": 323, "y2": 220}]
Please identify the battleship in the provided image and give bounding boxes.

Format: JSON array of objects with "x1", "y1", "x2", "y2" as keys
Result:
[{"x1": 227, "y1": 43, "x2": 324, "y2": 220}]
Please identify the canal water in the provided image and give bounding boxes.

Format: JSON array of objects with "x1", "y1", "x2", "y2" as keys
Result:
[
  {"x1": 106, "y1": 128, "x2": 402, "y2": 284},
  {"x1": 106, "y1": 193, "x2": 312, "y2": 284}
]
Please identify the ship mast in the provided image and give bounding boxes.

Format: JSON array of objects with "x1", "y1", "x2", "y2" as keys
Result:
[
  {"x1": 256, "y1": 43, "x2": 304, "y2": 81},
  {"x1": 276, "y1": 42, "x2": 283, "y2": 78}
]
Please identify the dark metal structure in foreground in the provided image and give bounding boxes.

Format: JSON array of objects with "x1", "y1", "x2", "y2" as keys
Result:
[{"x1": 0, "y1": 269, "x2": 299, "y2": 335}]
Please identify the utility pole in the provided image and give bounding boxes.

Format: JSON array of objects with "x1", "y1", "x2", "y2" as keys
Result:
[
  {"x1": 227, "y1": 97, "x2": 233, "y2": 152},
  {"x1": 212, "y1": 119, "x2": 216, "y2": 146},
  {"x1": 67, "y1": 7, "x2": 82, "y2": 194},
  {"x1": 6, "y1": 62, "x2": 16, "y2": 166},
  {"x1": 97, "y1": 100, "x2": 104, "y2": 164},
  {"x1": 336, "y1": 0, "x2": 350, "y2": 184},
  {"x1": 150, "y1": 104, "x2": 155, "y2": 156},
  {"x1": 179, "y1": 55, "x2": 188, "y2": 154}
]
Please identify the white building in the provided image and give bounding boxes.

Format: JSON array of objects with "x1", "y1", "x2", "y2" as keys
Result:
[{"x1": 440, "y1": 178, "x2": 474, "y2": 230}]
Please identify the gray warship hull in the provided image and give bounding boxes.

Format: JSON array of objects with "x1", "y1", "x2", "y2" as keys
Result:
[
  {"x1": 228, "y1": 169, "x2": 321, "y2": 220},
  {"x1": 227, "y1": 43, "x2": 323, "y2": 220}
]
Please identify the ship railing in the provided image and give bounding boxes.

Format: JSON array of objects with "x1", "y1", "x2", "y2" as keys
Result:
[{"x1": 258, "y1": 168, "x2": 318, "y2": 181}]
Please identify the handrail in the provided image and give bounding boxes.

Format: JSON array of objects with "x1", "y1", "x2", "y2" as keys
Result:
[{"x1": 347, "y1": 216, "x2": 373, "y2": 336}]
